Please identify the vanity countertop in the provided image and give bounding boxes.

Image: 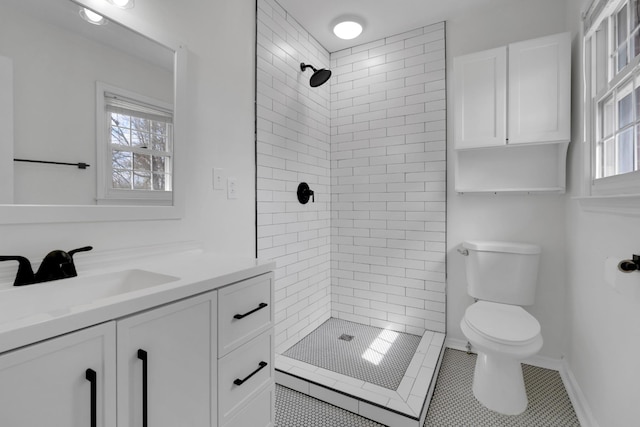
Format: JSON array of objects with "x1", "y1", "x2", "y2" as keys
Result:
[{"x1": 0, "y1": 250, "x2": 275, "y2": 354}]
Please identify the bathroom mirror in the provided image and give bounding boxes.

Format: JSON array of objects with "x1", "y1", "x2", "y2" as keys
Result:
[{"x1": 0, "y1": 0, "x2": 186, "y2": 223}]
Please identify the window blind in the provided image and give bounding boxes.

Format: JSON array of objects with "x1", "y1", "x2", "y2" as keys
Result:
[{"x1": 105, "y1": 92, "x2": 173, "y2": 124}]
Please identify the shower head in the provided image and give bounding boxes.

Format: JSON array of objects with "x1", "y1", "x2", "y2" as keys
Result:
[{"x1": 300, "y1": 62, "x2": 331, "y2": 87}]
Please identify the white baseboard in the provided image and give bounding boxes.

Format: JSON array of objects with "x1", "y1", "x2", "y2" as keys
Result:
[
  {"x1": 444, "y1": 337, "x2": 469, "y2": 353},
  {"x1": 445, "y1": 337, "x2": 598, "y2": 427},
  {"x1": 559, "y1": 358, "x2": 600, "y2": 427}
]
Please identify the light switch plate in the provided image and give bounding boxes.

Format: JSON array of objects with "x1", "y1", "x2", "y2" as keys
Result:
[
  {"x1": 213, "y1": 168, "x2": 225, "y2": 190},
  {"x1": 227, "y1": 177, "x2": 237, "y2": 199}
]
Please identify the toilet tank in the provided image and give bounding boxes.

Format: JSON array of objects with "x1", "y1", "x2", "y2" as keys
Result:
[{"x1": 462, "y1": 240, "x2": 541, "y2": 305}]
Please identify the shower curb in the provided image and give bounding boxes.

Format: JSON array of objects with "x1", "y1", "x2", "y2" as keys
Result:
[{"x1": 275, "y1": 330, "x2": 446, "y2": 427}]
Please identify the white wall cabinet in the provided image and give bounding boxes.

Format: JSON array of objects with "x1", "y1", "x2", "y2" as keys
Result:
[
  {"x1": 0, "y1": 322, "x2": 116, "y2": 427},
  {"x1": 508, "y1": 33, "x2": 571, "y2": 145},
  {"x1": 0, "y1": 271, "x2": 275, "y2": 427},
  {"x1": 454, "y1": 46, "x2": 507, "y2": 149},
  {"x1": 117, "y1": 292, "x2": 217, "y2": 427},
  {"x1": 453, "y1": 32, "x2": 571, "y2": 193}
]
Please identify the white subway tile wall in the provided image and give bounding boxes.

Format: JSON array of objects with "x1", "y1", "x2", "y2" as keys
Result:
[
  {"x1": 330, "y1": 23, "x2": 446, "y2": 336},
  {"x1": 257, "y1": 0, "x2": 446, "y2": 352},
  {"x1": 257, "y1": 0, "x2": 332, "y2": 353}
]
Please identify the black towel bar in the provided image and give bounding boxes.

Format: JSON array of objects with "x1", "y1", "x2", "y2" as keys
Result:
[{"x1": 14, "y1": 158, "x2": 90, "y2": 169}]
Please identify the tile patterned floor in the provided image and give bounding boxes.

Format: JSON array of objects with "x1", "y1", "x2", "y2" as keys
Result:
[
  {"x1": 424, "y1": 349, "x2": 580, "y2": 426},
  {"x1": 276, "y1": 385, "x2": 385, "y2": 427},
  {"x1": 276, "y1": 318, "x2": 445, "y2": 425},
  {"x1": 283, "y1": 318, "x2": 422, "y2": 390},
  {"x1": 275, "y1": 348, "x2": 580, "y2": 427}
]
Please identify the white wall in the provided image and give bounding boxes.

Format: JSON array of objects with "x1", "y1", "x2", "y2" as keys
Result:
[
  {"x1": 256, "y1": 0, "x2": 333, "y2": 354},
  {"x1": 0, "y1": 0, "x2": 257, "y2": 268},
  {"x1": 330, "y1": 24, "x2": 446, "y2": 336},
  {"x1": 449, "y1": 1, "x2": 640, "y2": 424},
  {"x1": 565, "y1": 0, "x2": 640, "y2": 425},
  {"x1": 446, "y1": 0, "x2": 570, "y2": 360}
]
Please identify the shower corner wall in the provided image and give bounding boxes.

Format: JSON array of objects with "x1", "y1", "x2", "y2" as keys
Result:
[
  {"x1": 256, "y1": 0, "x2": 333, "y2": 355},
  {"x1": 256, "y1": 0, "x2": 446, "y2": 426},
  {"x1": 257, "y1": 0, "x2": 448, "y2": 423}
]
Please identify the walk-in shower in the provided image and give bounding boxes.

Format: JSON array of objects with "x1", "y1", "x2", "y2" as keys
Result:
[{"x1": 256, "y1": 1, "x2": 447, "y2": 425}]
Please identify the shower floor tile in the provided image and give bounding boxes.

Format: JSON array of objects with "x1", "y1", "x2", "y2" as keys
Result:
[
  {"x1": 283, "y1": 318, "x2": 422, "y2": 390},
  {"x1": 276, "y1": 349, "x2": 580, "y2": 427},
  {"x1": 276, "y1": 318, "x2": 445, "y2": 427}
]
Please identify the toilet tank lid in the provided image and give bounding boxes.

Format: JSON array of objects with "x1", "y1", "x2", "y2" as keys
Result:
[{"x1": 463, "y1": 240, "x2": 541, "y2": 254}]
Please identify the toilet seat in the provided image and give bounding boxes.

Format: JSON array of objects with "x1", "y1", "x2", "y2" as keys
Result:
[{"x1": 464, "y1": 301, "x2": 540, "y2": 346}]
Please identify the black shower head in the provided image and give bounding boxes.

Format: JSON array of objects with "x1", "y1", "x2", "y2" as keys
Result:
[{"x1": 300, "y1": 62, "x2": 332, "y2": 87}]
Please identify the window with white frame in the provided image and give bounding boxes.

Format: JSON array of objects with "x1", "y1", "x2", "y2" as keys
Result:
[
  {"x1": 96, "y1": 82, "x2": 173, "y2": 205},
  {"x1": 585, "y1": 0, "x2": 640, "y2": 195}
]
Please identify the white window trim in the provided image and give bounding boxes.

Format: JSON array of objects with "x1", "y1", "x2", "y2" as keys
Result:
[
  {"x1": 581, "y1": 0, "x2": 640, "y2": 212},
  {"x1": 96, "y1": 81, "x2": 173, "y2": 206}
]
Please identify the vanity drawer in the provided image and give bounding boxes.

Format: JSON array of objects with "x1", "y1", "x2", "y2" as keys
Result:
[
  {"x1": 222, "y1": 384, "x2": 274, "y2": 427},
  {"x1": 218, "y1": 331, "x2": 273, "y2": 425},
  {"x1": 218, "y1": 273, "x2": 273, "y2": 356}
]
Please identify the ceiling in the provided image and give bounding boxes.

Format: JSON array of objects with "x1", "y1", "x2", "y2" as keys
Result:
[{"x1": 276, "y1": 0, "x2": 510, "y2": 53}]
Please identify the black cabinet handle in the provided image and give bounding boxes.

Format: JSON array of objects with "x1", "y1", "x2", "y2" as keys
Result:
[
  {"x1": 233, "y1": 361, "x2": 268, "y2": 386},
  {"x1": 85, "y1": 369, "x2": 97, "y2": 427},
  {"x1": 137, "y1": 349, "x2": 148, "y2": 427},
  {"x1": 233, "y1": 302, "x2": 268, "y2": 320}
]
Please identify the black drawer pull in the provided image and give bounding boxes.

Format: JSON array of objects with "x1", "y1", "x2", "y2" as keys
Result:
[
  {"x1": 85, "y1": 369, "x2": 97, "y2": 427},
  {"x1": 233, "y1": 361, "x2": 268, "y2": 386},
  {"x1": 137, "y1": 349, "x2": 148, "y2": 427},
  {"x1": 233, "y1": 302, "x2": 268, "y2": 319}
]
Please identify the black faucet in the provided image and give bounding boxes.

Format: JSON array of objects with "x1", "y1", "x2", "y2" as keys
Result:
[{"x1": 0, "y1": 246, "x2": 93, "y2": 286}]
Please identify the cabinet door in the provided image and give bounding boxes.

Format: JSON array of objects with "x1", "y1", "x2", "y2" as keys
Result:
[
  {"x1": 454, "y1": 46, "x2": 507, "y2": 149},
  {"x1": 0, "y1": 322, "x2": 116, "y2": 427},
  {"x1": 508, "y1": 32, "x2": 571, "y2": 144},
  {"x1": 117, "y1": 292, "x2": 217, "y2": 427}
]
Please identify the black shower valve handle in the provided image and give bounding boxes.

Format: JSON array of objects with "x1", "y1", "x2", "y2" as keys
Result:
[{"x1": 297, "y1": 182, "x2": 315, "y2": 204}]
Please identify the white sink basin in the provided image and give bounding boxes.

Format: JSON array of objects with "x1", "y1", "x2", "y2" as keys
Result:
[{"x1": 0, "y1": 269, "x2": 179, "y2": 326}]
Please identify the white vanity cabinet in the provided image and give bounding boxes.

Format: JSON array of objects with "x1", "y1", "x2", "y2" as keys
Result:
[
  {"x1": 116, "y1": 291, "x2": 217, "y2": 427},
  {"x1": 0, "y1": 264, "x2": 275, "y2": 427},
  {"x1": 217, "y1": 273, "x2": 275, "y2": 427},
  {"x1": 453, "y1": 32, "x2": 571, "y2": 193},
  {"x1": 0, "y1": 322, "x2": 116, "y2": 427}
]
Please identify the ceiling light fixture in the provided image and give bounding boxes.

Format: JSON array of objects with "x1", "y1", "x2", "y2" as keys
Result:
[
  {"x1": 79, "y1": 7, "x2": 107, "y2": 25},
  {"x1": 333, "y1": 20, "x2": 363, "y2": 40},
  {"x1": 108, "y1": 0, "x2": 135, "y2": 9}
]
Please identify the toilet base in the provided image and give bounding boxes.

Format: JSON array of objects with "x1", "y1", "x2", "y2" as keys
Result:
[{"x1": 472, "y1": 351, "x2": 528, "y2": 415}]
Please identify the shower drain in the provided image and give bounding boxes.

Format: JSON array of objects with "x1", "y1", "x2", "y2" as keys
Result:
[{"x1": 338, "y1": 334, "x2": 354, "y2": 342}]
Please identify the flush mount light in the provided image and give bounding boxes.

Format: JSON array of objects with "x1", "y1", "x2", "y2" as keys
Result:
[
  {"x1": 79, "y1": 7, "x2": 107, "y2": 25},
  {"x1": 108, "y1": 0, "x2": 135, "y2": 9},
  {"x1": 333, "y1": 20, "x2": 363, "y2": 40}
]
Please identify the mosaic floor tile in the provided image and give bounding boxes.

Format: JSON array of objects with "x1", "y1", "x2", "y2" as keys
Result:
[
  {"x1": 283, "y1": 318, "x2": 421, "y2": 390},
  {"x1": 275, "y1": 348, "x2": 581, "y2": 427},
  {"x1": 425, "y1": 349, "x2": 580, "y2": 426},
  {"x1": 275, "y1": 384, "x2": 385, "y2": 427}
]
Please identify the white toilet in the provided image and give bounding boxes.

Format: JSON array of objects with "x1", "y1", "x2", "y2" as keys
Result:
[{"x1": 459, "y1": 240, "x2": 543, "y2": 416}]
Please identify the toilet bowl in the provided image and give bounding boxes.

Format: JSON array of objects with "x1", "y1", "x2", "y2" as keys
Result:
[{"x1": 461, "y1": 300, "x2": 543, "y2": 415}]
